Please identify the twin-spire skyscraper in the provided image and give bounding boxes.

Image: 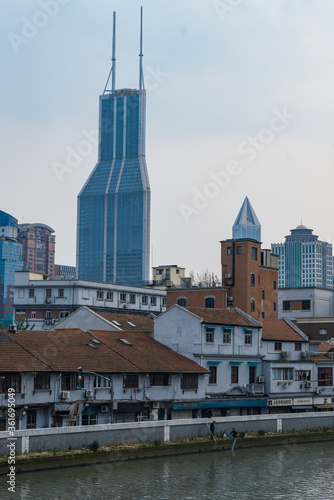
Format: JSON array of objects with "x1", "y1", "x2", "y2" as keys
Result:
[{"x1": 77, "y1": 9, "x2": 150, "y2": 287}]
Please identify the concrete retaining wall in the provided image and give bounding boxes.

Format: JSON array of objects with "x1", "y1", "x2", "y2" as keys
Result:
[{"x1": 1, "y1": 412, "x2": 334, "y2": 456}]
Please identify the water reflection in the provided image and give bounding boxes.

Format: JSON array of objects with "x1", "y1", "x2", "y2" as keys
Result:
[{"x1": 1, "y1": 441, "x2": 334, "y2": 500}]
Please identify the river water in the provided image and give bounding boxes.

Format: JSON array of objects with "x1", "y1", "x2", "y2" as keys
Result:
[{"x1": 1, "y1": 440, "x2": 334, "y2": 500}]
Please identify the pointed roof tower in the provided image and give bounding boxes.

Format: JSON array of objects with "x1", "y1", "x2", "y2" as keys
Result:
[{"x1": 232, "y1": 197, "x2": 261, "y2": 242}]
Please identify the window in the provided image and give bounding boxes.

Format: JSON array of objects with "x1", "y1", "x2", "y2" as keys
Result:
[
  {"x1": 142, "y1": 295, "x2": 148, "y2": 305},
  {"x1": 59, "y1": 311, "x2": 69, "y2": 319},
  {"x1": 227, "y1": 247, "x2": 233, "y2": 255},
  {"x1": 251, "y1": 247, "x2": 257, "y2": 261},
  {"x1": 123, "y1": 374, "x2": 139, "y2": 389},
  {"x1": 0, "y1": 374, "x2": 21, "y2": 393},
  {"x1": 178, "y1": 298, "x2": 187, "y2": 307},
  {"x1": 129, "y1": 294, "x2": 136, "y2": 304},
  {"x1": 261, "y1": 290, "x2": 265, "y2": 300},
  {"x1": 206, "y1": 328, "x2": 214, "y2": 343},
  {"x1": 273, "y1": 302, "x2": 276, "y2": 312},
  {"x1": 250, "y1": 299, "x2": 255, "y2": 311},
  {"x1": 150, "y1": 374, "x2": 170, "y2": 386},
  {"x1": 236, "y1": 246, "x2": 242, "y2": 255},
  {"x1": 106, "y1": 291, "x2": 113, "y2": 301},
  {"x1": 271, "y1": 368, "x2": 294, "y2": 381},
  {"x1": 27, "y1": 410, "x2": 36, "y2": 429},
  {"x1": 319, "y1": 329, "x2": 327, "y2": 336},
  {"x1": 245, "y1": 330, "x2": 252, "y2": 345},
  {"x1": 18, "y1": 288, "x2": 24, "y2": 298},
  {"x1": 29, "y1": 289, "x2": 34, "y2": 298},
  {"x1": 282, "y1": 301, "x2": 290, "y2": 311},
  {"x1": 61, "y1": 373, "x2": 78, "y2": 391},
  {"x1": 162, "y1": 297, "x2": 166, "y2": 307},
  {"x1": 261, "y1": 312, "x2": 265, "y2": 319},
  {"x1": 82, "y1": 289, "x2": 90, "y2": 300},
  {"x1": 251, "y1": 273, "x2": 255, "y2": 286},
  {"x1": 120, "y1": 293, "x2": 126, "y2": 303},
  {"x1": 97, "y1": 290, "x2": 104, "y2": 301},
  {"x1": 150, "y1": 296, "x2": 157, "y2": 306},
  {"x1": 34, "y1": 373, "x2": 50, "y2": 390},
  {"x1": 45, "y1": 310, "x2": 52, "y2": 319},
  {"x1": 274, "y1": 342, "x2": 282, "y2": 351},
  {"x1": 302, "y1": 300, "x2": 311, "y2": 311},
  {"x1": 46, "y1": 288, "x2": 52, "y2": 298},
  {"x1": 31, "y1": 311, "x2": 36, "y2": 319},
  {"x1": 318, "y1": 367, "x2": 333, "y2": 386},
  {"x1": 223, "y1": 329, "x2": 231, "y2": 344},
  {"x1": 205, "y1": 297, "x2": 215, "y2": 309},
  {"x1": 209, "y1": 366, "x2": 217, "y2": 384},
  {"x1": 181, "y1": 374, "x2": 198, "y2": 390},
  {"x1": 295, "y1": 370, "x2": 311, "y2": 381},
  {"x1": 58, "y1": 289, "x2": 64, "y2": 298},
  {"x1": 231, "y1": 366, "x2": 239, "y2": 384},
  {"x1": 82, "y1": 414, "x2": 97, "y2": 426},
  {"x1": 273, "y1": 281, "x2": 277, "y2": 290},
  {"x1": 295, "y1": 342, "x2": 302, "y2": 351},
  {"x1": 93, "y1": 374, "x2": 111, "y2": 388},
  {"x1": 249, "y1": 366, "x2": 256, "y2": 384}
]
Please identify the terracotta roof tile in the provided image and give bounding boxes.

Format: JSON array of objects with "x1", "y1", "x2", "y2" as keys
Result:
[
  {"x1": 261, "y1": 319, "x2": 307, "y2": 342},
  {"x1": 97, "y1": 312, "x2": 154, "y2": 335},
  {"x1": 185, "y1": 307, "x2": 259, "y2": 327}
]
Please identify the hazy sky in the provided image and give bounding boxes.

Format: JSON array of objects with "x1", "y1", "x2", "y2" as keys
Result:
[{"x1": 1, "y1": 0, "x2": 334, "y2": 278}]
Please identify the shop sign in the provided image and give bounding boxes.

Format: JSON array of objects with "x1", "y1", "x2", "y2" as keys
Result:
[
  {"x1": 268, "y1": 399, "x2": 292, "y2": 407},
  {"x1": 293, "y1": 397, "x2": 312, "y2": 406}
]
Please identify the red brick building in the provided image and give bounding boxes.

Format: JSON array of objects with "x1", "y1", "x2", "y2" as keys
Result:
[
  {"x1": 166, "y1": 286, "x2": 228, "y2": 310},
  {"x1": 221, "y1": 239, "x2": 279, "y2": 320}
]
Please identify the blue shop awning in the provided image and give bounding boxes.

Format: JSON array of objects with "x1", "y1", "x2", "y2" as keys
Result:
[
  {"x1": 248, "y1": 362, "x2": 261, "y2": 366},
  {"x1": 229, "y1": 361, "x2": 243, "y2": 365},
  {"x1": 207, "y1": 361, "x2": 222, "y2": 366}
]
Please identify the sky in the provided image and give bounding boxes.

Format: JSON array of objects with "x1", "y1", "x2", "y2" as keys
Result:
[{"x1": 1, "y1": 0, "x2": 334, "y2": 279}]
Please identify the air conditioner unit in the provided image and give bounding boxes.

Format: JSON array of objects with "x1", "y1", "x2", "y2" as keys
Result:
[
  {"x1": 152, "y1": 402, "x2": 160, "y2": 409},
  {"x1": 281, "y1": 351, "x2": 289, "y2": 359},
  {"x1": 227, "y1": 297, "x2": 233, "y2": 302},
  {"x1": 257, "y1": 376, "x2": 265, "y2": 383},
  {"x1": 225, "y1": 274, "x2": 232, "y2": 279},
  {"x1": 45, "y1": 298, "x2": 51, "y2": 304},
  {"x1": 305, "y1": 381, "x2": 312, "y2": 388},
  {"x1": 85, "y1": 390, "x2": 94, "y2": 398},
  {"x1": 100, "y1": 405, "x2": 109, "y2": 413},
  {"x1": 315, "y1": 387, "x2": 323, "y2": 394},
  {"x1": 301, "y1": 351, "x2": 308, "y2": 359},
  {"x1": 61, "y1": 391, "x2": 70, "y2": 400}
]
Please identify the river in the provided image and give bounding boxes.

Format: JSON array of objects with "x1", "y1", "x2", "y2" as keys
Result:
[{"x1": 1, "y1": 440, "x2": 334, "y2": 499}]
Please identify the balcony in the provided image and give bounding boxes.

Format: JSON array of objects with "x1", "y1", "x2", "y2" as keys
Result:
[{"x1": 246, "y1": 383, "x2": 265, "y2": 395}]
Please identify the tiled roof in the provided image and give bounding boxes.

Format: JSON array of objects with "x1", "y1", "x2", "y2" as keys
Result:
[
  {"x1": 185, "y1": 307, "x2": 260, "y2": 327},
  {"x1": 5, "y1": 329, "x2": 207, "y2": 374},
  {"x1": 97, "y1": 312, "x2": 154, "y2": 335},
  {"x1": 261, "y1": 319, "x2": 307, "y2": 342},
  {"x1": 90, "y1": 330, "x2": 208, "y2": 374}
]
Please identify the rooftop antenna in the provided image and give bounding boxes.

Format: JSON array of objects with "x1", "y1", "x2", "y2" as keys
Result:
[
  {"x1": 104, "y1": 11, "x2": 116, "y2": 93},
  {"x1": 139, "y1": 6, "x2": 144, "y2": 91}
]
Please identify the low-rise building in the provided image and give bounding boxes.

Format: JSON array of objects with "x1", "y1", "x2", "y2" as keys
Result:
[
  {"x1": 13, "y1": 272, "x2": 166, "y2": 329},
  {"x1": 278, "y1": 287, "x2": 334, "y2": 319},
  {"x1": 0, "y1": 328, "x2": 208, "y2": 430}
]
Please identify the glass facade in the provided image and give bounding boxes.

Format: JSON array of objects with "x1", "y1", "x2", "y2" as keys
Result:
[
  {"x1": 77, "y1": 88, "x2": 150, "y2": 286},
  {"x1": 232, "y1": 197, "x2": 261, "y2": 242},
  {"x1": 272, "y1": 225, "x2": 333, "y2": 289}
]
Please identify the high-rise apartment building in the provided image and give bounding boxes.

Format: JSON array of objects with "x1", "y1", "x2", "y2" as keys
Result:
[
  {"x1": 0, "y1": 210, "x2": 24, "y2": 325},
  {"x1": 18, "y1": 223, "x2": 56, "y2": 278},
  {"x1": 272, "y1": 225, "x2": 333, "y2": 289},
  {"x1": 77, "y1": 10, "x2": 150, "y2": 287}
]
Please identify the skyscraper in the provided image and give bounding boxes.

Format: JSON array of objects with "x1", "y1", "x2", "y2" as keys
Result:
[
  {"x1": 18, "y1": 223, "x2": 56, "y2": 277},
  {"x1": 77, "y1": 10, "x2": 150, "y2": 287},
  {"x1": 272, "y1": 225, "x2": 333, "y2": 289},
  {"x1": 232, "y1": 196, "x2": 261, "y2": 242},
  {"x1": 0, "y1": 210, "x2": 24, "y2": 325}
]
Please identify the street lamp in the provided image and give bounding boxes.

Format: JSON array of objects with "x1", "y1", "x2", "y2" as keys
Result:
[{"x1": 77, "y1": 367, "x2": 114, "y2": 423}]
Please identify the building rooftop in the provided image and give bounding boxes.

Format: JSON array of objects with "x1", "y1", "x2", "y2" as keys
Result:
[
  {"x1": 185, "y1": 307, "x2": 261, "y2": 328},
  {"x1": 261, "y1": 318, "x2": 307, "y2": 342}
]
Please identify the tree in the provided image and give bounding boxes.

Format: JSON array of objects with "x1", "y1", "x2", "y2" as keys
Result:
[
  {"x1": 15, "y1": 316, "x2": 35, "y2": 331},
  {"x1": 189, "y1": 268, "x2": 221, "y2": 287}
]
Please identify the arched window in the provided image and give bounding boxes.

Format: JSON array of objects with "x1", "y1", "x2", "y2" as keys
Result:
[
  {"x1": 205, "y1": 297, "x2": 215, "y2": 309},
  {"x1": 178, "y1": 298, "x2": 187, "y2": 307},
  {"x1": 251, "y1": 273, "x2": 255, "y2": 286},
  {"x1": 251, "y1": 299, "x2": 255, "y2": 311}
]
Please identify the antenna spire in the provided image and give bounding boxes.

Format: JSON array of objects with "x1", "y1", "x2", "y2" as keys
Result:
[
  {"x1": 139, "y1": 6, "x2": 144, "y2": 90},
  {"x1": 104, "y1": 11, "x2": 116, "y2": 94}
]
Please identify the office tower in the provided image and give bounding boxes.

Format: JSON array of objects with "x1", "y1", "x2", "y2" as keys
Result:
[
  {"x1": 272, "y1": 225, "x2": 333, "y2": 289},
  {"x1": 232, "y1": 196, "x2": 261, "y2": 242},
  {"x1": 221, "y1": 198, "x2": 278, "y2": 320},
  {"x1": 18, "y1": 223, "x2": 56, "y2": 277},
  {"x1": 77, "y1": 10, "x2": 150, "y2": 287},
  {"x1": 0, "y1": 210, "x2": 24, "y2": 325}
]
